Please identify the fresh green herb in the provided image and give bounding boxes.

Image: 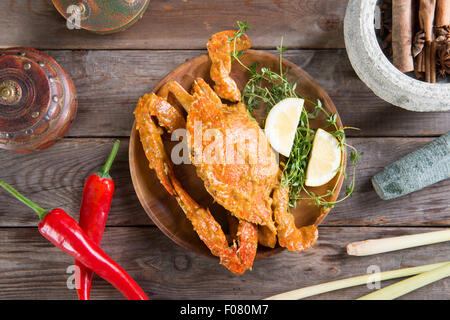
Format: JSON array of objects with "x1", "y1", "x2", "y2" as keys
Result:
[
  {"x1": 229, "y1": 21, "x2": 250, "y2": 62},
  {"x1": 230, "y1": 21, "x2": 361, "y2": 209},
  {"x1": 282, "y1": 105, "x2": 315, "y2": 206},
  {"x1": 298, "y1": 103, "x2": 362, "y2": 209},
  {"x1": 228, "y1": 21, "x2": 249, "y2": 42}
]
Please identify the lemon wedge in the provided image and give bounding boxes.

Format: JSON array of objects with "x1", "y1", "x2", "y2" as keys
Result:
[
  {"x1": 264, "y1": 98, "x2": 304, "y2": 157},
  {"x1": 305, "y1": 128, "x2": 342, "y2": 187}
]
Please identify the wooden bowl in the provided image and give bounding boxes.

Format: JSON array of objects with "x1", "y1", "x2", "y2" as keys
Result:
[{"x1": 129, "y1": 49, "x2": 346, "y2": 260}]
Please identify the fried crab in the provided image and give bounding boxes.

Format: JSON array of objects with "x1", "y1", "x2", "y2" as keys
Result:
[{"x1": 134, "y1": 30, "x2": 318, "y2": 274}]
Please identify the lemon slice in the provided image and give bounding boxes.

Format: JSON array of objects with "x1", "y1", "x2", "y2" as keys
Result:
[
  {"x1": 264, "y1": 98, "x2": 304, "y2": 157},
  {"x1": 305, "y1": 128, "x2": 342, "y2": 187}
]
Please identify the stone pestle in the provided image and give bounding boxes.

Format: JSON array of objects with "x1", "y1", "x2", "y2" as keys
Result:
[{"x1": 372, "y1": 131, "x2": 450, "y2": 200}]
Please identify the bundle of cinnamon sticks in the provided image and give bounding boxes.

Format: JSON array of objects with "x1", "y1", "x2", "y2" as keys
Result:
[{"x1": 380, "y1": 0, "x2": 450, "y2": 82}]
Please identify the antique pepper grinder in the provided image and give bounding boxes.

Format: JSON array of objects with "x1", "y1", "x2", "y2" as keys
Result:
[
  {"x1": 52, "y1": 0, "x2": 151, "y2": 34},
  {"x1": 0, "y1": 48, "x2": 77, "y2": 153}
]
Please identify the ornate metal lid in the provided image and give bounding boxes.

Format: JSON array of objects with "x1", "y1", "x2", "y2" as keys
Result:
[
  {"x1": 0, "y1": 48, "x2": 77, "y2": 153},
  {"x1": 52, "y1": 0, "x2": 151, "y2": 34}
]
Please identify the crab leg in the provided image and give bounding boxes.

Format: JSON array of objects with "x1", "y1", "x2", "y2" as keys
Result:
[
  {"x1": 227, "y1": 216, "x2": 259, "y2": 270},
  {"x1": 236, "y1": 220, "x2": 258, "y2": 270},
  {"x1": 134, "y1": 94, "x2": 176, "y2": 195},
  {"x1": 273, "y1": 187, "x2": 318, "y2": 251},
  {"x1": 170, "y1": 174, "x2": 257, "y2": 274},
  {"x1": 207, "y1": 30, "x2": 251, "y2": 102},
  {"x1": 158, "y1": 81, "x2": 195, "y2": 111},
  {"x1": 140, "y1": 93, "x2": 186, "y2": 133},
  {"x1": 192, "y1": 78, "x2": 223, "y2": 105}
]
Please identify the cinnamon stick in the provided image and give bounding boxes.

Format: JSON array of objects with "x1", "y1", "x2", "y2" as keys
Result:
[
  {"x1": 419, "y1": 50, "x2": 426, "y2": 71},
  {"x1": 435, "y1": 0, "x2": 450, "y2": 27},
  {"x1": 435, "y1": 0, "x2": 450, "y2": 79},
  {"x1": 419, "y1": 0, "x2": 437, "y2": 82},
  {"x1": 416, "y1": 50, "x2": 426, "y2": 76},
  {"x1": 392, "y1": 0, "x2": 415, "y2": 72},
  {"x1": 425, "y1": 43, "x2": 431, "y2": 82},
  {"x1": 431, "y1": 40, "x2": 437, "y2": 82},
  {"x1": 420, "y1": 0, "x2": 437, "y2": 41}
]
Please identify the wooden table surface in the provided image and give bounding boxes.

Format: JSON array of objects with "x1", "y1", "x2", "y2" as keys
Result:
[{"x1": 0, "y1": 0, "x2": 449, "y2": 300}]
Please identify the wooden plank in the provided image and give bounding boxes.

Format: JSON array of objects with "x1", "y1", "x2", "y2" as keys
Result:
[
  {"x1": 0, "y1": 137, "x2": 448, "y2": 227},
  {"x1": 0, "y1": 226, "x2": 448, "y2": 300},
  {"x1": 0, "y1": 0, "x2": 347, "y2": 50},
  {"x1": 43, "y1": 49, "x2": 450, "y2": 138}
]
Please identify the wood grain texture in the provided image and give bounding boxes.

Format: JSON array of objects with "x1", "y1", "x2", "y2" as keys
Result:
[
  {"x1": 0, "y1": 0, "x2": 347, "y2": 50},
  {"x1": 1, "y1": 0, "x2": 449, "y2": 301},
  {"x1": 0, "y1": 138, "x2": 148, "y2": 227},
  {"x1": 0, "y1": 226, "x2": 448, "y2": 300},
  {"x1": 42, "y1": 49, "x2": 450, "y2": 138},
  {"x1": 0, "y1": 138, "x2": 448, "y2": 227}
]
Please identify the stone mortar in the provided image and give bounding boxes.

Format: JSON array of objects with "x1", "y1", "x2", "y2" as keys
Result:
[{"x1": 344, "y1": 0, "x2": 450, "y2": 112}]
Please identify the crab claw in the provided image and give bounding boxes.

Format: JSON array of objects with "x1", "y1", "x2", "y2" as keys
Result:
[
  {"x1": 207, "y1": 30, "x2": 251, "y2": 102},
  {"x1": 273, "y1": 187, "x2": 318, "y2": 251},
  {"x1": 236, "y1": 220, "x2": 258, "y2": 270},
  {"x1": 134, "y1": 94, "x2": 176, "y2": 195},
  {"x1": 170, "y1": 176, "x2": 256, "y2": 274}
]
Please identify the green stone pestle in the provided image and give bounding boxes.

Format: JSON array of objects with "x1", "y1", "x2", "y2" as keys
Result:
[{"x1": 372, "y1": 131, "x2": 450, "y2": 200}]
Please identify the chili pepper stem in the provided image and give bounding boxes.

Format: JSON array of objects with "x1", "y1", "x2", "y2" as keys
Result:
[
  {"x1": 99, "y1": 140, "x2": 120, "y2": 178},
  {"x1": 0, "y1": 181, "x2": 48, "y2": 220}
]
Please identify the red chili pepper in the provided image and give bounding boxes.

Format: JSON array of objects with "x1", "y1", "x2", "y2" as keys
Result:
[
  {"x1": 0, "y1": 181, "x2": 149, "y2": 300},
  {"x1": 75, "y1": 140, "x2": 119, "y2": 300}
]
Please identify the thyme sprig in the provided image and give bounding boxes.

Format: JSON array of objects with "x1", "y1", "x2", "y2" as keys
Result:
[
  {"x1": 229, "y1": 22, "x2": 362, "y2": 209},
  {"x1": 228, "y1": 21, "x2": 250, "y2": 62}
]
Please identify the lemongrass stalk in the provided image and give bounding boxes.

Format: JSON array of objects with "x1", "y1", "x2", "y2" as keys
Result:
[
  {"x1": 347, "y1": 229, "x2": 450, "y2": 256},
  {"x1": 358, "y1": 262, "x2": 450, "y2": 300},
  {"x1": 264, "y1": 261, "x2": 448, "y2": 300}
]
